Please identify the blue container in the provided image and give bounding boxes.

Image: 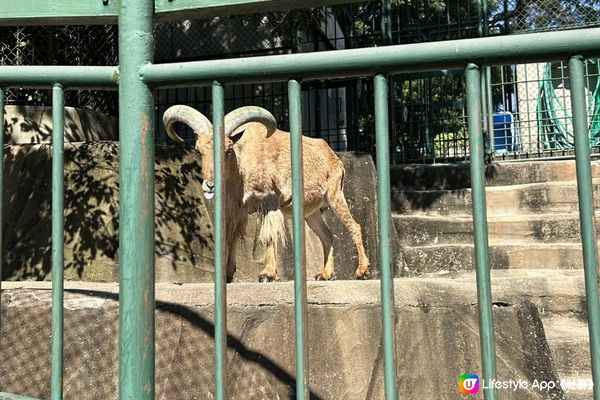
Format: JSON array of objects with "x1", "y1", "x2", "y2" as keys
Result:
[{"x1": 493, "y1": 111, "x2": 514, "y2": 153}]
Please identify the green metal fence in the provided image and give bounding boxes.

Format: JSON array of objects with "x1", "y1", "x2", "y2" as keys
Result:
[
  {"x1": 2, "y1": 1, "x2": 599, "y2": 164},
  {"x1": 0, "y1": 1, "x2": 600, "y2": 400}
]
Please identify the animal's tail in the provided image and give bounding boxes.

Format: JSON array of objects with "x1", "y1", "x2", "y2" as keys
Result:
[{"x1": 253, "y1": 209, "x2": 288, "y2": 262}]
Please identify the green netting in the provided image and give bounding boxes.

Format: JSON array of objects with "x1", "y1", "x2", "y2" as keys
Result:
[{"x1": 538, "y1": 59, "x2": 600, "y2": 149}]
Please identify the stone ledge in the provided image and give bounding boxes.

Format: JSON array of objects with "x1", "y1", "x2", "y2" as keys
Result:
[{"x1": 1, "y1": 269, "x2": 586, "y2": 311}]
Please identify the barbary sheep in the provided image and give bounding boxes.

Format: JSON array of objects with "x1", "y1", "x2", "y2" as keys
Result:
[{"x1": 163, "y1": 105, "x2": 370, "y2": 282}]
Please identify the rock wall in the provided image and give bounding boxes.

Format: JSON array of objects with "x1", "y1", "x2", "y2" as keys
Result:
[
  {"x1": 2, "y1": 143, "x2": 398, "y2": 282},
  {"x1": 0, "y1": 277, "x2": 566, "y2": 400}
]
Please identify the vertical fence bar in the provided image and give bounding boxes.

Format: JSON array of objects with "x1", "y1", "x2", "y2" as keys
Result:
[
  {"x1": 482, "y1": 0, "x2": 494, "y2": 154},
  {"x1": 51, "y1": 83, "x2": 65, "y2": 400},
  {"x1": 476, "y1": 0, "x2": 492, "y2": 154},
  {"x1": 288, "y1": 79, "x2": 309, "y2": 400},
  {"x1": 0, "y1": 88, "x2": 3, "y2": 339},
  {"x1": 118, "y1": 0, "x2": 156, "y2": 398},
  {"x1": 569, "y1": 55, "x2": 600, "y2": 400},
  {"x1": 212, "y1": 81, "x2": 227, "y2": 400},
  {"x1": 374, "y1": 74, "x2": 398, "y2": 400},
  {"x1": 380, "y1": 0, "x2": 392, "y2": 45},
  {"x1": 466, "y1": 63, "x2": 498, "y2": 400}
]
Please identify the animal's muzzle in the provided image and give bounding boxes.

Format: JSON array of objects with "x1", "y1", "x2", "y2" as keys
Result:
[{"x1": 202, "y1": 180, "x2": 215, "y2": 200}]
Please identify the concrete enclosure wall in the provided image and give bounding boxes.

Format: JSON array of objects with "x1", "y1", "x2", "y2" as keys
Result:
[
  {"x1": 2, "y1": 143, "x2": 398, "y2": 282},
  {"x1": 3, "y1": 105, "x2": 118, "y2": 144},
  {"x1": 0, "y1": 276, "x2": 568, "y2": 400}
]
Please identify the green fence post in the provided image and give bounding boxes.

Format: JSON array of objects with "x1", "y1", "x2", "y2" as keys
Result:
[
  {"x1": 289, "y1": 78, "x2": 309, "y2": 400},
  {"x1": 0, "y1": 88, "x2": 3, "y2": 339},
  {"x1": 212, "y1": 81, "x2": 227, "y2": 400},
  {"x1": 51, "y1": 83, "x2": 65, "y2": 400},
  {"x1": 465, "y1": 63, "x2": 497, "y2": 400},
  {"x1": 118, "y1": 0, "x2": 156, "y2": 399},
  {"x1": 374, "y1": 74, "x2": 398, "y2": 400},
  {"x1": 569, "y1": 55, "x2": 600, "y2": 400}
]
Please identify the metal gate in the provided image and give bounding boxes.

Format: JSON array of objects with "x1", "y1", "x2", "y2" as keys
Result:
[{"x1": 1, "y1": 2, "x2": 600, "y2": 400}]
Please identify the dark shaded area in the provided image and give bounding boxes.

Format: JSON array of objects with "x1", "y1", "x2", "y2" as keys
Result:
[
  {"x1": 516, "y1": 301, "x2": 565, "y2": 400},
  {"x1": 390, "y1": 162, "x2": 499, "y2": 214},
  {"x1": 2, "y1": 142, "x2": 213, "y2": 282},
  {"x1": 390, "y1": 162, "x2": 498, "y2": 191}
]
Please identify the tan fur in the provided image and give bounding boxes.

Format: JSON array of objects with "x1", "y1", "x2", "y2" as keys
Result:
[{"x1": 195, "y1": 122, "x2": 370, "y2": 282}]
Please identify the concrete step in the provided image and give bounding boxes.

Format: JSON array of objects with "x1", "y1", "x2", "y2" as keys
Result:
[
  {"x1": 401, "y1": 243, "x2": 584, "y2": 275},
  {"x1": 392, "y1": 180, "x2": 600, "y2": 216},
  {"x1": 390, "y1": 159, "x2": 600, "y2": 190},
  {"x1": 542, "y1": 314, "x2": 593, "y2": 400},
  {"x1": 393, "y1": 213, "x2": 595, "y2": 246}
]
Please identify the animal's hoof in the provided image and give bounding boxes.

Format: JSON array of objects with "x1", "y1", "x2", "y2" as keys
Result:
[
  {"x1": 314, "y1": 271, "x2": 335, "y2": 281},
  {"x1": 355, "y1": 267, "x2": 371, "y2": 280},
  {"x1": 356, "y1": 271, "x2": 370, "y2": 280},
  {"x1": 258, "y1": 274, "x2": 276, "y2": 283}
]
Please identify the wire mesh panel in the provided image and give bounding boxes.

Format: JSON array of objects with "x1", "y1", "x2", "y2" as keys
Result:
[
  {"x1": 1, "y1": 1, "x2": 599, "y2": 161},
  {"x1": 500, "y1": 0, "x2": 600, "y2": 33},
  {"x1": 489, "y1": 59, "x2": 600, "y2": 160},
  {"x1": 0, "y1": 25, "x2": 118, "y2": 116},
  {"x1": 131, "y1": 1, "x2": 600, "y2": 162}
]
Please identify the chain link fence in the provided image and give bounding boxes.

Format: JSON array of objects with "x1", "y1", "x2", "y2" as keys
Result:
[
  {"x1": 1, "y1": 1, "x2": 599, "y2": 161},
  {"x1": 501, "y1": 0, "x2": 600, "y2": 33},
  {"x1": 0, "y1": 25, "x2": 119, "y2": 116}
]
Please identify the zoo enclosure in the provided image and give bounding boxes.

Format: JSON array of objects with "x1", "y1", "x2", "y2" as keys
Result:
[
  {"x1": 0, "y1": 2, "x2": 600, "y2": 400},
  {"x1": 2, "y1": 1, "x2": 600, "y2": 163}
]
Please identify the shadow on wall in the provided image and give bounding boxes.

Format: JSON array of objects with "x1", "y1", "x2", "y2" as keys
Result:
[
  {"x1": 3, "y1": 105, "x2": 118, "y2": 144},
  {"x1": 2, "y1": 124, "x2": 394, "y2": 282},
  {"x1": 2, "y1": 142, "x2": 214, "y2": 281},
  {"x1": 389, "y1": 162, "x2": 501, "y2": 213}
]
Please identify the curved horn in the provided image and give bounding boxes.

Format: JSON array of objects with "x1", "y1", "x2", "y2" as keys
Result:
[
  {"x1": 163, "y1": 105, "x2": 212, "y2": 143},
  {"x1": 223, "y1": 106, "x2": 277, "y2": 138}
]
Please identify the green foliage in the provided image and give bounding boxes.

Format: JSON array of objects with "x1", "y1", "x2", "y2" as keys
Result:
[
  {"x1": 269, "y1": 8, "x2": 327, "y2": 43},
  {"x1": 347, "y1": 0, "x2": 500, "y2": 43},
  {"x1": 511, "y1": 0, "x2": 600, "y2": 32}
]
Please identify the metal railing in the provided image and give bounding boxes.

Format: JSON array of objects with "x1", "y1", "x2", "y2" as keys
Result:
[{"x1": 0, "y1": 1, "x2": 599, "y2": 400}]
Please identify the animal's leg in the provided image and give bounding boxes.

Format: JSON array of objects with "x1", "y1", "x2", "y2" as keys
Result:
[
  {"x1": 258, "y1": 242, "x2": 278, "y2": 282},
  {"x1": 257, "y1": 209, "x2": 286, "y2": 282},
  {"x1": 305, "y1": 211, "x2": 335, "y2": 280},
  {"x1": 225, "y1": 246, "x2": 237, "y2": 283},
  {"x1": 329, "y1": 191, "x2": 370, "y2": 278}
]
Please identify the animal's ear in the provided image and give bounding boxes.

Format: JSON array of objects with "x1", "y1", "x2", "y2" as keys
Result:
[
  {"x1": 229, "y1": 129, "x2": 246, "y2": 146},
  {"x1": 224, "y1": 137, "x2": 236, "y2": 154}
]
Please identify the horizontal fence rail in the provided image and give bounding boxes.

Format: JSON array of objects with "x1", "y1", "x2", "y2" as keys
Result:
[
  {"x1": 0, "y1": 66, "x2": 119, "y2": 89},
  {"x1": 0, "y1": 0, "x2": 364, "y2": 26},
  {"x1": 140, "y1": 27, "x2": 600, "y2": 87}
]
